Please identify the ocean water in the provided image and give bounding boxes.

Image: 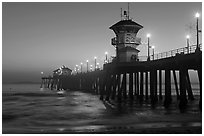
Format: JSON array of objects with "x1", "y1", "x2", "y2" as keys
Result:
[{"x1": 2, "y1": 84, "x2": 202, "y2": 134}]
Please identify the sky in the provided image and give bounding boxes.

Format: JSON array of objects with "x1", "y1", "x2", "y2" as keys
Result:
[{"x1": 2, "y1": 2, "x2": 202, "y2": 83}]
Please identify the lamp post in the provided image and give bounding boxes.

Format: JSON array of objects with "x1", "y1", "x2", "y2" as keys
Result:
[
  {"x1": 86, "y1": 60, "x2": 89, "y2": 72},
  {"x1": 147, "y1": 33, "x2": 151, "y2": 61},
  {"x1": 76, "y1": 65, "x2": 78, "y2": 74},
  {"x1": 80, "y1": 62, "x2": 83, "y2": 73},
  {"x1": 90, "y1": 65, "x2": 93, "y2": 72},
  {"x1": 195, "y1": 12, "x2": 200, "y2": 51},
  {"x1": 186, "y1": 35, "x2": 190, "y2": 54},
  {"x1": 152, "y1": 46, "x2": 155, "y2": 60},
  {"x1": 97, "y1": 62, "x2": 100, "y2": 70},
  {"x1": 105, "y1": 52, "x2": 108, "y2": 63},
  {"x1": 74, "y1": 68, "x2": 77, "y2": 74},
  {"x1": 94, "y1": 57, "x2": 97, "y2": 71}
]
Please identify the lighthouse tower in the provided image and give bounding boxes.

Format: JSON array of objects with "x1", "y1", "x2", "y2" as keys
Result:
[{"x1": 110, "y1": 9, "x2": 143, "y2": 62}]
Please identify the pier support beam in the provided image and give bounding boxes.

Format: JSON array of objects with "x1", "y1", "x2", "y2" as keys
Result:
[
  {"x1": 117, "y1": 74, "x2": 122, "y2": 102},
  {"x1": 134, "y1": 72, "x2": 137, "y2": 96},
  {"x1": 122, "y1": 73, "x2": 127, "y2": 100},
  {"x1": 198, "y1": 68, "x2": 202, "y2": 110},
  {"x1": 179, "y1": 69, "x2": 188, "y2": 110},
  {"x1": 105, "y1": 74, "x2": 112, "y2": 101},
  {"x1": 129, "y1": 72, "x2": 134, "y2": 100},
  {"x1": 145, "y1": 72, "x2": 148, "y2": 100},
  {"x1": 154, "y1": 70, "x2": 158, "y2": 102},
  {"x1": 164, "y1": 69, "x2": 172, "y2": 108},
  {"x1": 159, "y1": 70, "x2": 162, "y2": 100},
  {"x1": 140, "y1": 72, "x2": 144, "y2": 101},
  {"x1": 111, "y1": 74, "x2": 117, "y2": 100},
  {"x1": 99, "y1": 73, "x2": 105, "y2": 100},
  {"x1": 185, "y1": 70, "x2": 194, "y2": 100},
  {"x1": 136, "y1": 72, "x2": 140, "y2": 98},
  {"x1": 173, "y1": 70, "x2": 179, "y2": 100},
  {"x1": 150, "y1": 70, "x2": 155, "y2": 104}
]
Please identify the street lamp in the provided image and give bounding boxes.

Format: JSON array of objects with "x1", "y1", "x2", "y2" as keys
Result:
[
  {"x1": 80, "y1": 62, "x2": 83, "y2": 73},
  {"x1": 152, "y1": 46, "x2": 155, "y2": 60},
  {"x1": 86, "y1": 60, "x2": 89, "y2": 72},
  {"x1": 74, "y1": 68, "x2": 77, "y2": 74},
  {"x1": 186, "y1": 35, "x2": 190, "y2": 54},
  {"x1": 105, "y1": 52, "x2": 108, "y2": 62},
  {"x1": 195, "y1": 12, "x2": 200, "y2": 51},
  {"x1": 90, "y1": 65, "x2": 93, "y2": 72},
  {"x1": 97, "y1": 62, "x2": 100, "y2": 70},
  {"x1": 76, "y1": 65, "x2": 78, "y2": 74},
  {"x1": 147, "y1": 33, "x2": 151, "y2": 61},
  {"x1": 94, "y1": 56, "x2": 97, "y2": 71}
]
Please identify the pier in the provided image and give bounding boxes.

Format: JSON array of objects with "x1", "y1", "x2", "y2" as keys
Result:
[{"x1": 41, "y1": 11, "x2": 202, "y2": 110}]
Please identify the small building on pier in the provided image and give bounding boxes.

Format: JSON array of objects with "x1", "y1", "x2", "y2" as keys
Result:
[{"x1": 53, "y1": 65, "x2": 72, "y2": 77}]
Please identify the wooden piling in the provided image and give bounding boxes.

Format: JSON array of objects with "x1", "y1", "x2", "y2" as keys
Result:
[
  {"x1": 122, "y1": 73, "x2": 127, "y2": 99},
  {"x1": 134, "y1": 72, "x2": 137, "y2": 96},
  {"x1": 145, "y1": 71, "x2": 148, "y2": 100},
  {"x1": 197, "y1": 68, "x2": 202, "y2": 110},
  {"x1": 150, "y1": 70, "x2": 155, "y2": 104},
  {"x1": 111, "y1": 74, "x2": 117, "y2": 100},
  {"x1": 185, "y1": 70, "x2": 194, "y2": 100},
  {"x1": 99, "y1": 72, "x2": 105, "y2": 100},
  {"x1": 179, "y1": 68, "x2": 188, "y2": 109},
  {"x1": 154, "y1": 70, "x2": 158, "y2": 102},
  {"x1": 117, "y1": 74, "x2": 122, "y2": 102},
  {"x1": 129, "y1": 72, "x2": 134, "y2": 100},
  {"x1": 140, "y1": 72, "x2": 144, "y2": 101},
  {"x1": 159, "y1": 70, "x2": 162, "y2": 100},
  {"x1": 136, "y1": 72, "x2": 140, "y2": 98},
  {"x1": 105, "y1": 74, "x2": 112, "y2": 101},
  {"x1": 173, "y1": 70, "x2": 179, "y2": 100},
  {"x1": 164, "y1": 69, "x2": 172, "y2": 108}
]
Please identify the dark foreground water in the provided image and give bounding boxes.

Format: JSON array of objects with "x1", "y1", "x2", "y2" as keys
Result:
[{"x1": 2, "y1": 84, "x2": 202, "y2": 134}]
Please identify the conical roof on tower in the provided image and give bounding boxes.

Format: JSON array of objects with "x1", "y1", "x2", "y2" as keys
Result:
[{"x1": 109, "y1": 19, "x2": 143, "y2": 30}]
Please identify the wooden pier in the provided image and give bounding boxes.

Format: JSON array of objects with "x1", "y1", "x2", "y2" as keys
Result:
[
  {"x1": 41, "y1": 44, "x2": 202, "y2": 110},
  {"x1": 41, "y1": 12, "x2": 202, "y2": 110}
]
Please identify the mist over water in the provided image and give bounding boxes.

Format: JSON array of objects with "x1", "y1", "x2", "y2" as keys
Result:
[{"x1": 2, "y1": 84, "x2": 201, "y2": 133}]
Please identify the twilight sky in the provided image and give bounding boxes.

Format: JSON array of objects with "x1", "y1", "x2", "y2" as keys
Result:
[{"x1": 2, "y1": 2, "x2": 202, "y2": 83}]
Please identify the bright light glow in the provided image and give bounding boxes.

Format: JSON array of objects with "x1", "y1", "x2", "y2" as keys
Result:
[
  {"x1": 76, "y1": 65, "x2": 78, "y2": 67},
  {"x1": 147, "y1": 33, "x2": 151, "y2": 38},
  {"x1": 80, "y1": 62, "x2": 83, "y2": 65},
  {"x1": 94, "y1": 56, "x2": 97, "y2": 59},
  {"x1": 152, "y1": 46, "x2": 155, "y2": 49},
  {"x1": 86, "y1": 60, "x2": 89, "y2": 62},
  {"x1": 97, "y1": 63, "x2": 99, "y2": 65},
  {"x1": 186, "y1": 35, "x2": 190, "y2": 39},
  {"x1": 90, "y1": 65, "x2": 93, "y2": 67},
  {"x1": 41, "y1": 72, "x2": 43, "y2": 74},
  {"x1": 105, "y1": 51, "x2": 108, "y2": 55},
  {"x1": 195, "y1": 12, "x2": 200, "y2": 18}
]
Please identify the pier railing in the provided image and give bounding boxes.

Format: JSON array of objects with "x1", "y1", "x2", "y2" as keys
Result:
[
  {"x1": 108, "y1": 44, "x2": 202, "y2": 62},
  {"x1": 147, "y1": 44, "x2": 202, "y2": 61}
]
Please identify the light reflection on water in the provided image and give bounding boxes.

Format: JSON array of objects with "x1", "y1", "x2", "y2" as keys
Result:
[{"x1": 2, "y1": 84, "x2": 202, "y2": 133}]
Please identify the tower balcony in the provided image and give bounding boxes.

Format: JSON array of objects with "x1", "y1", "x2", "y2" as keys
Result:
[
  {"x1": 111, "y1": 37, "x2": 142, "y2": 45},
  {"x1": 111, "y1": 37, "x2": 117, "y2": 45}
]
